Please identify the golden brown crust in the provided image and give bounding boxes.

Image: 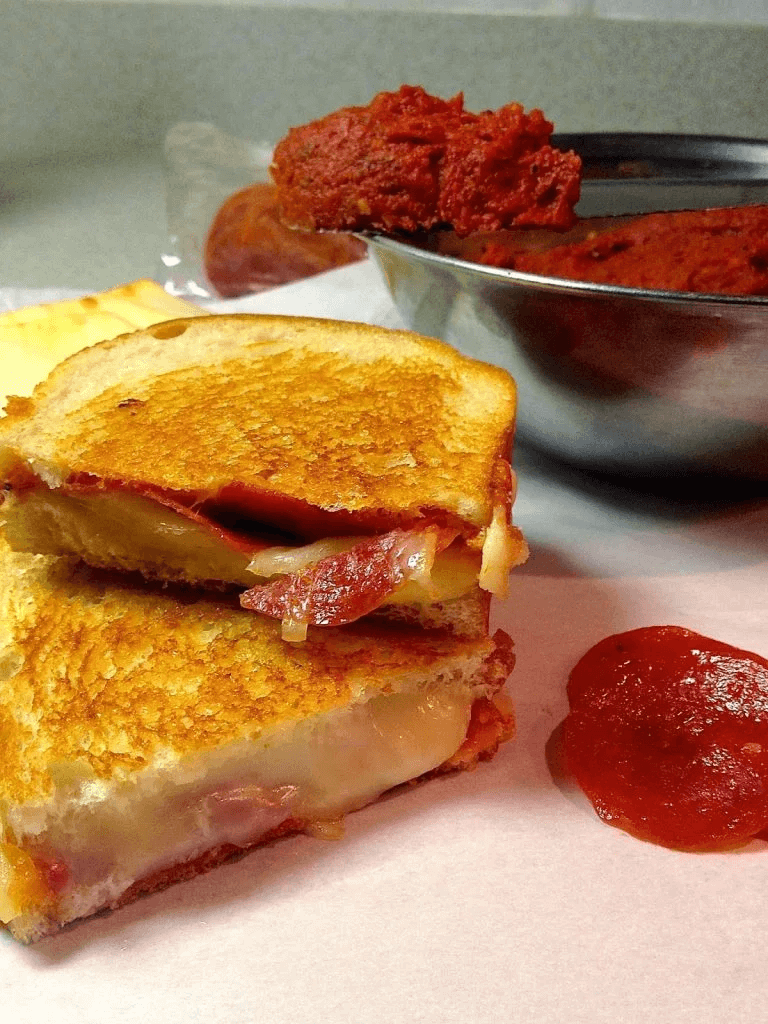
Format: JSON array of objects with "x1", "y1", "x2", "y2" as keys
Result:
[
  {"x1": 0, "y1": 314, "x2": 517, "y2": 532},
  {"x1": 0, "y1": 540, "x2": 511, "y2": 808}
]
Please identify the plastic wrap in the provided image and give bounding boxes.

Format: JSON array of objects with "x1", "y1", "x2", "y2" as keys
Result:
[
  {"x1": 160, "y1": 122, "x2": 274, "y2": 299},
  {"x1": 159, "y1": 122, "x2": 365, "y2": 301}
]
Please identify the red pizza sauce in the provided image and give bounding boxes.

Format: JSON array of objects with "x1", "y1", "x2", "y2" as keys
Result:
[
  {"x1": 271, "y1": 85, "x2": 581, "y2": 237},
  {"x1": 481, "y1": 205, "x2": 768, "y2": 296},
  {"x1": 563, "y1": 625, "x2": 768, "y2": 850}
]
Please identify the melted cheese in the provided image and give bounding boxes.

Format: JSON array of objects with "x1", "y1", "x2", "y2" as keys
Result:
[
  {"x1": 1, "y1": 687, "x2": 472, "y2": 927},
  {"x1": 1, "y1": 487, "x2": 259, "y2": 586},
  {"x1": 2, "y1": 487, "x2": 483, "y2": 604},
  {"x1": 478, "y1": 506, "x2": 529, "y2": 599}
]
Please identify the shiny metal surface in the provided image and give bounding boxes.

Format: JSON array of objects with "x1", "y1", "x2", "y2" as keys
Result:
[{"x1": 365, "y1": 133, "x2": 768, "y2": 481}]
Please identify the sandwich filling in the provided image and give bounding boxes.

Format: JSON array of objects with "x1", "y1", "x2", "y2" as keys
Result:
[
  {"x1": 1, "y1": 472, "x2": 527, "y2": 640},
  {"x1": 1, "y1": 687, "x2": 510, "y2": 940}
]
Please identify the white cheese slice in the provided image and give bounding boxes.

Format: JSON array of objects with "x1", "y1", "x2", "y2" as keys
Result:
[
  {"x1": 478, "y1": 505, "x2": 529, "y2": 599},
  {"x1": 1, "y1": 487, "x2": 484, "y2": 604},
  {"x1": 1, "y1": 686, "x2": 473, "y2": 929}
]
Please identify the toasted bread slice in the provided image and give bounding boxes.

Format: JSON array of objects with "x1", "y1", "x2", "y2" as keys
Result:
[
  {"x1": 0, "y1": 538, "x2": 515, "y2": 943},
  {"x1": 0, "y1": 280, "x2": 203, "y2": 406},
  {"x1": 0, "y1": 315, "x2": 527, "y2": 635},
  {"x1": 1, "y1": 314, "x2": 515, "y2": 524}
]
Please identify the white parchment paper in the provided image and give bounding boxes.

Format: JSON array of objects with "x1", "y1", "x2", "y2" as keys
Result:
[{"x1": 3, "y1": 262, "x2": 768, "y2": 1024}]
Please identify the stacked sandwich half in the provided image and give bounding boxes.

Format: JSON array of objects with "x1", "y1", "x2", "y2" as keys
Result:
[{"x1": 0, "y1": 309, "x2": 527, "y2": 942}]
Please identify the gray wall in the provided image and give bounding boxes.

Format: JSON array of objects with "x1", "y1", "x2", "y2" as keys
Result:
[
  {"x1": 2, "y1": 2, "x2": 766, "y2": 288},
  {"x1": 4, "y1": 2, "x2": 768, "y2": 166}
]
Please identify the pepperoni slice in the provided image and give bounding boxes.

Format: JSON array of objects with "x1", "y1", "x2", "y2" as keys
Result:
[
  {"x1": 240, "y1": 526, "x2": 456, "y2": 631},
  {"x1": 34, "y1": 854, "x2": 70, "y2": 896},
  {"x1": 563, "y1": 626, "x2": 768, "y2": 851}
]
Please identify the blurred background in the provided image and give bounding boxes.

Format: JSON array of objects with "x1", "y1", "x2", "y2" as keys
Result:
[{"x1": 2, "y1": 0, "x2": 767, "y2": 288}]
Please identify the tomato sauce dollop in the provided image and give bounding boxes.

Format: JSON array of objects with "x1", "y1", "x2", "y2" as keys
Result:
[
  {"x1": 563, "y1": 626, "x2": 768, "y2": 851},
  {"x1": 271, "y1": 85, "x2": 582, "y2": 237}
]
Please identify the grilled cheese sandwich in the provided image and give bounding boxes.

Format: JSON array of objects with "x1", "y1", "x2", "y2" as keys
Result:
[
  {"x1": 0, "y1": 314, "x2": 528, "y2": 639},
  {"x1": 0, "y1": 539, "x2": 514, "y2": 942}
]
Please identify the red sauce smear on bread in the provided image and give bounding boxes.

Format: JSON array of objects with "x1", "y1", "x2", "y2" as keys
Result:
[{"x1": 563, "y1": 626, "x2": 768, "y2": 851}]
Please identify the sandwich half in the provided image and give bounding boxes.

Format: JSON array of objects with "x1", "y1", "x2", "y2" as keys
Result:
[
  {"x1": 0, "y1": 314, "x2": 527, "y2": 640},
  {"x1": 0, "y1": 279, "x2": 203, "y2": 406},
  {"x1": 0, "y1": 538, "x2": 515, "y2": 943}
]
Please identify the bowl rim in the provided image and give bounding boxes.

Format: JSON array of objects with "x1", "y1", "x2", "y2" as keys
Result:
[
  {"x1": 550, "y1": 130, "x2": 768, "y2": 178},
  {"x1": 363, "y1": 129, "x2": 768, "y2": 309},
  {"x1": 362, "y1": 231, "x2": 768, "y2": 309}
]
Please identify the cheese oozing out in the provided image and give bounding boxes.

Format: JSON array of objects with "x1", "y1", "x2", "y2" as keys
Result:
[
  {"x1": 0, "y1": 687, "x2": 474, "y2": 935},
  {"x1": 0, "y1": 484, "x2": 523, "y2": 605}
]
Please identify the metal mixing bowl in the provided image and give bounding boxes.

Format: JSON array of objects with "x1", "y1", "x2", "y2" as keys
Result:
[{"x1": 365, "y1": 134, "x2": 768, "y2": 481}]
